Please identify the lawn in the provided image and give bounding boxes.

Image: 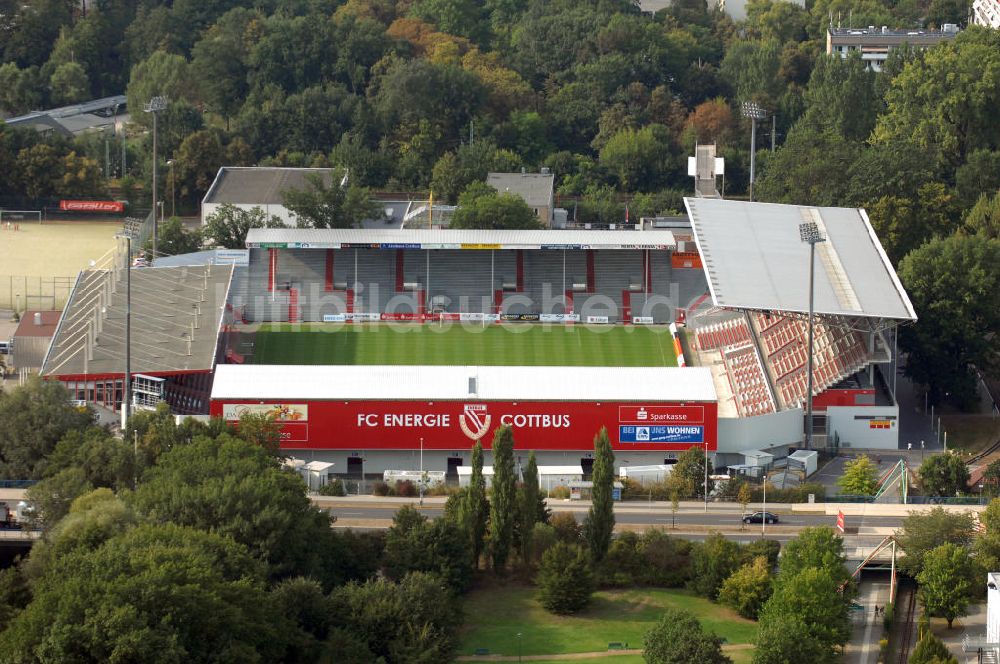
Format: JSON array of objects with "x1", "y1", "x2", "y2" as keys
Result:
[
  {"x1": 458, "y1": 585, "x2": 756, "y2": 658},
  {"x1": 940, "y1": 414, "x2": 1000, "y2": 456},
  {"x1": 253, "y1": 322, "x2": 678, "y2": 367}
]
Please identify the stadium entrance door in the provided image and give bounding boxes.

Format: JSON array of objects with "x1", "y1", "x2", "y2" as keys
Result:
[
  {"x1": 446, "y1": 458, "x2": 463, "y2": 485},
  {"x1": 346, "y1": 457, "x2": 363, "y2": 479},
  {"x1": 581, "y1": 457, "x2": 594, "y2": 480}
]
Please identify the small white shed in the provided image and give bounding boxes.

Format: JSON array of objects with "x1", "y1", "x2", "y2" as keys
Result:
[
  {"x1": 302, "y1": 460, "x2": 335, "y2": 491},
  {"x1": 457, "y1": 465, "x2": 495, "y2": 488},
  {"x1": 788, "y1": 450, "x2": 818, "y2": 477},
  {"x1": 537, "y1": 465, "x2": 584, "y2": 491},
  {"x1": 383, "y1": 469, "x2": 447, "y2": 487}
]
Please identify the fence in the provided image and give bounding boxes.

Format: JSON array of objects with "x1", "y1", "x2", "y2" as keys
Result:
[{"x1": 0, "y1": 275, "x2": 75, "y2": 311}]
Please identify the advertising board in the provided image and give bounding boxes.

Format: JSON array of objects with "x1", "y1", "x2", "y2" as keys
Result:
[{"x1": 211, "y1": 399, "x2": 717, "y2": 452}]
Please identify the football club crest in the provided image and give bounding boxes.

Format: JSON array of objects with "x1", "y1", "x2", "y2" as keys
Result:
[{"x1": 459, "y1": 404, "x2": 491, "y2": 440}]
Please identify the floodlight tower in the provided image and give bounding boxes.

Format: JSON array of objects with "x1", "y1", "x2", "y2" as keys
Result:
[
  {"x1": 144, "y1": 96, "x2": 168, "y2": 258},
  {"x1": 741, "y1": 101, "x2": 767, "y2": 202},
  {"x1": 799, "y1": 220, "x2": 826, "y2": 450}
]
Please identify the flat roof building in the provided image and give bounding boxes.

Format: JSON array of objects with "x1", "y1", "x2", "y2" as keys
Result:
[
  {"x1": 972, "y1": 0, "x2": 1000, "y2": 28},
  {"x1": 486, "y1": 170, "x2": 556, "y2": 226},
  {"x1": 826, "y1": 25, "x2": 960, "y2": 71}
]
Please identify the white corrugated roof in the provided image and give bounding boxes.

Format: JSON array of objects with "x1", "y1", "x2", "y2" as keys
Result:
[
  {"x1": 211, "y1": 365, "x2": 716, "y2": 402},
  {"x1": 538, "y1": 466, "x2": 584, "y2": 475},
  {"x1": 244, "y1": 227, "x2": 675, "y2": 251},
  {"x1": 684, "y1": 198, "x2": 916, "y2": 321}
]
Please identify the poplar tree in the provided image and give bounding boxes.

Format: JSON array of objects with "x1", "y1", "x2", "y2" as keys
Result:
[
  {"x1": 584, "y1": 427, "x2": 615, "y2": 561},
  {"x1": 489, "y1": 426, "x2": 515, "y2": 572},
  {"x1": 463, "y1": 441, "x2": 488, "y2": 567}
]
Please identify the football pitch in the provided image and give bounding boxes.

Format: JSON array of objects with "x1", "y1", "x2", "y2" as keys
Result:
[{"x1": 252, "y1": 323, "x2": 679, "y2": 367}]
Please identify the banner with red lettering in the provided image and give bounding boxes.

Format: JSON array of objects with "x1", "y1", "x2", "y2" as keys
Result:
[
  {"x1": 59, "y1": 200, "x2": 125, "y2": 213},
  {"x1": 210, "y1": 398, "x2": 718, "y2": 452}
]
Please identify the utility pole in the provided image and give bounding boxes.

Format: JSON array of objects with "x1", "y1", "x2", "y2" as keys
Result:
[{"x1": 144, "y1": 96, "x2": 168, "y2": 258}]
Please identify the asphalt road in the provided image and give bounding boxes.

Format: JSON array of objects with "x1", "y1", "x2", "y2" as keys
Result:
[{"x1": 325, "y1": 502, "x2": 906, "y2": 530}]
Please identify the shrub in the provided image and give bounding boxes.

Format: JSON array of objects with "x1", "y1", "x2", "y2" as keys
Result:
[
  {"x1": 318, "y1": 479, "x2": 346, "y2": 496},
  {"x1": 372, "y1": 481, "x2": 391, "y2": 497},
  {"x1": 528, "y1": 522, "x2": 557, "y2": 566},
  {"x1": 548, "y1": 485, "x2": 571, "y2": 499},
  {"x1": 395, "y1": 480, "x2": 418, "y2": 497},
  {"x1": 598, "y1": 529, "x2": 694, "y2": 588},
  {"x1": 425, "y1": 482, "x2": 457, "y2": 497},
  {"x1": 643, "y1": 607, "x2": 730, "y2": 664},
  {"x1": 536, "y1": 541, "x2": 595, "y2": 614},
  {"x1": 718, "y1": 556, "x2": 772, "y2": 619},
  {"x1": 550, "y1": 512, "x2": 582, "y2": 543}
]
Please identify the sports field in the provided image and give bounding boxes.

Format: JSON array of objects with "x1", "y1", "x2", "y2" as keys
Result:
[
  {"x1": 0, "y1": 221, "x2": 119, "y2": 278},
  {"x1": 252, "y1": 323, "x2": 678, "y2": 366}
]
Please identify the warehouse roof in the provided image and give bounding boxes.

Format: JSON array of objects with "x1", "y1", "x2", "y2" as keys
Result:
[
  {"x1": 211, "y1": 365, "x2": 716, "y2": 402},
  {"x1": 486, "y1": 172, "x2": 554, "y2": 208},
  {"x1": 244, "y1": 227, "x2": 676, "y2": 250},
  {"x1": 684, "y1": 198, "x2": 916, "y2": 320},
  {"x1": 203, "y1": 167, "x2": 335, "y2": 206}
]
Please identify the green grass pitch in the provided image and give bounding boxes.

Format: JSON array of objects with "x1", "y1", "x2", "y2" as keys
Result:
[{"x1": 252, "y1": 323, "x2": 678, "y2": 367}]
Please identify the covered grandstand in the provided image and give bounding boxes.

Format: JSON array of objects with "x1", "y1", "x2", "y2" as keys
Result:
[
  {"x1": 683, "y1": 198, "x2": 916, "y2": 451},
  {"x1": 242, "y1": 228, "x2": 702, "y2": 324}
]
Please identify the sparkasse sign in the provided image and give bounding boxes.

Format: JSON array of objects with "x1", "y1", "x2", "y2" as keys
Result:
[{"x1": 210, "y1": 399, "x2": 718, "y2": 452}]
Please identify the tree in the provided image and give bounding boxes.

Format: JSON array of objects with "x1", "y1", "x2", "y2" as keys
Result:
[
  {"x1": 584, "y1": 427, "x2": 615, "y2": 562},
  {"x1": 719, "y1": 556, "x2": 772, "y2": 620},
  {"x1": 752, "y1": 614, "x2": 832, "y2": 664},
  {"x1": 46, "y1": 426, "x2": 135, "y2": 491},
  {"x1": 837, "y1": 454, "x2": 879, "y2": 496},
  {"x1": 518, "y1": 450, "x2": 546, "y2": 563},
  {"x1": 896, "y1": 507, "x2": 976, "y2": 576},
  {"x1": 598, "y1": 124, "x2": 672, "y2": 192},
  {"x1": 910, "y1": 630, "x2": 959, "y2": 664},
  {"x1": 778, "y1": 526, "x2": 848, "y2": 585},
  {"x1": 757, "y1": 567, "x2": 851, "y2": 660},
  {"x1": 236, "y1": 410, "x2": 283, "y2": 456},
  {"x1": 462, "y1": 440, "x2": 489, "y2": 567},
  {"x1": 202, "y1": 204, "x2": 285, "y2": 249},
  {"x1": 644, "y1": 607, "x2": 732, "y2": 664},
  {"x1": 450, "y1": 181, "x2": 542, "y2": 230},
  {"x1": 383, "y1": 506, "x2": 472, "y2": 593},
  {"x1": 49, "y1": 61, "x2": 89, "y2": 105},
  {"x1": 282, "y1": 171, "x2": 379, "y2": 229},
  {"x1": 737, "y1": 482, "x2": 752, "y2": 526},
  {"x1": 689, "y1": 531, "x2": 743, "y2": 600},
  {"x1": 23, "y1": 467, "x2": 93, "y2": 532},
  {"x1": 802, "y1": 52, "x2": 877, "y2": 142},
  {"x1": 918, "y1": 543, "x2": 975, "y2": 629},
  {"x1": 899, "y1": 234, "x2": 1000, "y2": 407},
  {"x1": 489, "y1": 425, "x2": 516, "y2": 571},
  {"x1": 154, "y1": 217, "x2": 202, "y2": 257},
  {"x1": 329, "y1": 571, "x2": 461, "y2": 663},
  {"x1": 128, "y1": 433, "x2": 334, "y2": 581},
  {"x1": 58, "y1": 150, "x2": 105, "y2": 198},
  {"x1": 536, "y1": 541, "x2": 595, "y2": 614},
  {"x1": 963, "y1": 191, "x2": 1000, "y2": 239},
  {"x1": 175, "y1": 129, "x2": 227, "y2": 205},
  {"x1": 0, "y1": 377, "x2": 94, "y2": 479},
  {"x1": 673, "y1": 446, "x2": 709, "y2": 499},
  {"x1": 0, "y1": 524, "x2": 291, "y2": 663},
  {"x1": 918, "y1": 453, "x2": 971, "y2": 497}
]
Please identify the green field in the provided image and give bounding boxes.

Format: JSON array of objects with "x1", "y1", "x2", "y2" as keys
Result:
[
  {"x1": 458, "y1": 586, "x2": 756, "y2": 659},
  {"x1": 253, "y1": 323, "x2": 678, "y2": 366}
]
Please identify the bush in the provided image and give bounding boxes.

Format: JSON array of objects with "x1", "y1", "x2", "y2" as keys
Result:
[
  {"x1": 425, "y1": 482, "x2": 457, "y2": 497},
  {"x1": 529, "y1": 522, "x2": 558, "y2": 566},
  {"x1": 718, "y1": 556, "x2": 772, "y2": 619},
  {"x1": 643, "y1": 607, "x2": 730, "y2": 664},
  {"x1": 550, "y1": 512, "x2": 582, "y2": 543},
  {"x1": 318, "y1": 479, "x2": 346, "y2": 496},
  {"x1": 394, "y1": 480, "x2": 418, "y2": 497},
  {"x1": 600, "y1": 529, "x2": 694, "y2": 588},
  {"x1": 536, "y1": 541, "x2": 595, "y2": 614},
  {"x1": 548, "y1": 485, "x2": 571, "y2": 499},
  {"x1": 372, "y1": 481, "x2": 391, "y2": 497}
]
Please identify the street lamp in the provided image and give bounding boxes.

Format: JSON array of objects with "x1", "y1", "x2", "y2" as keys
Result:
[
  {"x1": 144, "y1": 95, "x2": 168, "y2": 259},
  {"x1": 704, "y1": 440, "x2": 709, "y2": 513},
  {"x1": 741, "y1": 101, "x2": 767, "y2": 202},
  {"x1": 419, "y1": 436, "x2": 424, "y2": 506},
  {"x1": 799, "y1": 220, "x2": 826, "y2": 450},
  {"x1": 166, "y1": 159, "x2": 176, "y2": 218}
]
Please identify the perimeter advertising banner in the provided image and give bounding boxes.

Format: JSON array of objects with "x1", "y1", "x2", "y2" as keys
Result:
[
  {"x1": 210, "y1": 399, "x2": 718, "y2": 452},
  {"x1": 59, "y1": 200, "x2": 125, "y2": 213}
]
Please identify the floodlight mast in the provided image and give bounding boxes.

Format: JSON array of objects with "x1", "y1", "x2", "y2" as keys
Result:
[
  {"x1": 741, "y1": 101, "x2": 767, "y2": 202},
  {"x1": 144, "y1": 96, "x2": 168, "y2": 260},
  {"x1": 799, "y1": 220, "x2": 827, "y2": 450}
]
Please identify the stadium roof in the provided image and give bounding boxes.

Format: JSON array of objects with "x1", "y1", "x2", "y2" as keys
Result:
[
  {"x1": 211, "y1": 365, "x2": 716, "y2": 402},
  {"x1": 684, "y1": 198, "x2": 916, "y2": 321},
  {"x1": 244, "y1": 228, "x2": 676, "y2": 250},
  {"x1": 203, "y1": 167, "x2": 335, "y2": 206},
  {"x1": 42, "y1": 265, "x2": 234, "y2": 378}
]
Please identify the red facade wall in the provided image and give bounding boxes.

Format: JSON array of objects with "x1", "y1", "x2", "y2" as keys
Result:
[
  {"x1": 210, "y1": 399, "x2": 718, "y2": 453},
  {"x1": 811, "y1": 388, "x2": 875, "y2": 411}
]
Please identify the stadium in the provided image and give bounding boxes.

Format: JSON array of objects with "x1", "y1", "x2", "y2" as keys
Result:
[{"x1": 40, "y1": 197, "x2": 916, "y2": 481}]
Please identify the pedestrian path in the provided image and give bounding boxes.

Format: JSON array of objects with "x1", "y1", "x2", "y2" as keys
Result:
[{"x1": 843, "y1": 578, "x2": 891, "y2": 664}]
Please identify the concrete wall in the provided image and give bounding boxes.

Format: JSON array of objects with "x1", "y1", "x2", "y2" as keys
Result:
[
  {"x1": 826, "y1": 405, "x2": 900, "y2": 450},
  {"x1": 717, "y1": 409, "x2": 803, "y2": 454},
  {"x1": 201, "y1": 202, "x2": 297, "y2": 227}
]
